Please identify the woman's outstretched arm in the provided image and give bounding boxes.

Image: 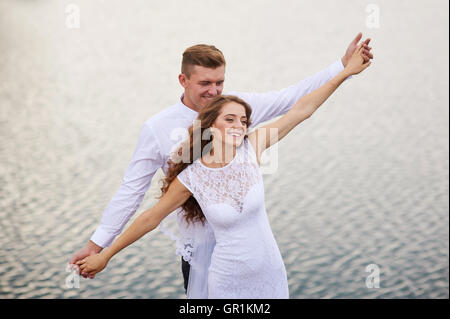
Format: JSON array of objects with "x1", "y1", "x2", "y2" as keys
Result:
[
  {"x1": 76, "y1": 178, "x2": 192, "y2": 276},
  {"x1": 248, "y1": 44, "x2": 371, "y2": 161}
]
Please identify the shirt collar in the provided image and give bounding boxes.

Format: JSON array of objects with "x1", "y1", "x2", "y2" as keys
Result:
[{"x1": 178, "y1": 94, "x2": 199, "y2": 117}]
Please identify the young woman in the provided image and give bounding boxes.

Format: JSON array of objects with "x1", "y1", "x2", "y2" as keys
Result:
[{"x1": 77, "y1": 45, "x2": 371, "y2": 298}]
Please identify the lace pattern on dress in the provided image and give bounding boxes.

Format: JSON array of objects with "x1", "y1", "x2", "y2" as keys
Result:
[{"x1": 180, "y1": 139, "x2": 262, "y2": 213}]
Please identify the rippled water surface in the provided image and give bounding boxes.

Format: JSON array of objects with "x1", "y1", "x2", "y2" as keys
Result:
[{"x1": 0, "y1": 0, "x2": 448, "y2": 299}]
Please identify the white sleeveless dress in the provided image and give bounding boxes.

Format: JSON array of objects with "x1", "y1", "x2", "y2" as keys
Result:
[{"x1": 176, "y1": 138, "x2": 289, "y2": 299}]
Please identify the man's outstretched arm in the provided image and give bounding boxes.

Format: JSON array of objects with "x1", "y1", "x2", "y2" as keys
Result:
[{"x1": 69, "y1": 123, "x2": 163, "y2": 277}]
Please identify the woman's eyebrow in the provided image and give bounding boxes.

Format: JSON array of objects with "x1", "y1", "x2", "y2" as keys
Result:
[{"x1": 224, "y1": 114, "x2": 247, "y2": 118}]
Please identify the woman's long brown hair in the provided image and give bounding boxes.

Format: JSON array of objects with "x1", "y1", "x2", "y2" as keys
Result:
[{"x1": 159, "y1": 95, "x2": 252, "y2": 226}]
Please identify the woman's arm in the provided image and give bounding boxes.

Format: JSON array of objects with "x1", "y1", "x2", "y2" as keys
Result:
[
  {"x1": 77, "y1": 178, "x2": 192, "y2": 276},
  {"x1": 248, "y1": 44, "x2": 371, "y2": 161}
]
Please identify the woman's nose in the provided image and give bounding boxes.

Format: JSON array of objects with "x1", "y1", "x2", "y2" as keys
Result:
[{"x1": 232, "y1": 121, "x2": 244, "y2": 129}]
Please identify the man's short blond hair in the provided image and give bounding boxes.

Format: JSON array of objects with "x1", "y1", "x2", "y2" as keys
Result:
[{"x1": 181, "y1": 44, "x2": 226, "y2": 78}]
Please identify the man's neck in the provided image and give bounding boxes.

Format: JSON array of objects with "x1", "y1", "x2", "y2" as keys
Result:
[{"x1": 182, "y1": 94, "x2": 200, "y2": 112}]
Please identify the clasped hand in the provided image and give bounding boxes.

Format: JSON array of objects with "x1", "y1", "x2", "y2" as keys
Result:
[
  {"x1": 345, "y1": 43, "x2": 372, "y2": 76},
  {"x1": 76, "y1": 253, "x2": 109, "y2": 277}
]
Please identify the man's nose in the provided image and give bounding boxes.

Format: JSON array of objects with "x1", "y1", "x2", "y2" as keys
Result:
[{"x1": 208, "y1": 84, "x2": 219, "y2": 96}]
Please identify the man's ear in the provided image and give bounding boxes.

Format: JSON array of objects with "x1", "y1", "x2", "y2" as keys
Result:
[{"x1": 179, "y1": 73, "x2": 188, "y2": 88}]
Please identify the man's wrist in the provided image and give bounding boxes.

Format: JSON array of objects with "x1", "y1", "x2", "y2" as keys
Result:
[
  {"x1": 341, "y1": 56, "x2": 348, "y2": 68},
  {"x1": 90, "y1": 227, "x2": 115, "y2": 248},
  {"x1": 88, "y1": 240, "x2": 103, "y2": 253}
]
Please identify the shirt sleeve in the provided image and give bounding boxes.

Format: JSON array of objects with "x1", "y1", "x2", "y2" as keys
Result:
[
  {"x1": 227, "y1": 59, "x2": 348, "y2": 127},
  {"x1": 90, "y1": 123, "x2": 164, "y2": 248},
  {"x1": 176, "y1": 166, "x2": 194, "y2": 195}
]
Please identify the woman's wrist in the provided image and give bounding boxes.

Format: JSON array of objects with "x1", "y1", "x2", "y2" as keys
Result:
[
  {"x1": 100, "y1": 247, "x2": 114, "y2": 263},
  {"x1": 341, "y1": 67, "x2": 353, "y2": 79}
]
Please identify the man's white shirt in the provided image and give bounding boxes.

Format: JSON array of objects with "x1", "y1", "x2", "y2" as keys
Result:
[{"x1": 91, "y1": 59, "x2": 346, "y2": 248}]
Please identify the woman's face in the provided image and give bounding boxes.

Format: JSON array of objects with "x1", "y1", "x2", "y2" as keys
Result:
[{"x1": 211, "y1": 102, "x2": 248, "y2": 148}]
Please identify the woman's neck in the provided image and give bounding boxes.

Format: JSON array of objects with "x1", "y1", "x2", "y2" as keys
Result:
[{"x1": 202, "y1": 141, "x2": 236, "y2": 166}]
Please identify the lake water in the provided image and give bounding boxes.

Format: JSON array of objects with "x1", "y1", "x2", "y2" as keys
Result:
[{"x1": 0, "y1": 0, "x2": 448, "y2": 299}]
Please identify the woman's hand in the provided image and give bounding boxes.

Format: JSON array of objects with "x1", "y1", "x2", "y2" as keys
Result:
[
  {"x1": 69, "y1": 240, "x2": 103, "y2": 279},
  {"x1": 344, "y1": 44, "x2": 372, "y2": 76},
  {"x1": 76, "y1": 252, "x2": 109, "y2": 277}
]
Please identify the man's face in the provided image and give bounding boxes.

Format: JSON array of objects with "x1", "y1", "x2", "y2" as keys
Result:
[{"x1": 179, "y1": 65, "x2": 225, "y2": 111}]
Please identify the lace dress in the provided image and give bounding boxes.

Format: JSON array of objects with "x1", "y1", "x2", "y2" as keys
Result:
[{"x1": 176, "y1": 138, "x2": 289, "y2": 299}]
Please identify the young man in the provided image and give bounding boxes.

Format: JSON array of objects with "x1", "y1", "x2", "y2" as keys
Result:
[{"x1": 70, "y1": 34, "x2": 373, "y2": 294}]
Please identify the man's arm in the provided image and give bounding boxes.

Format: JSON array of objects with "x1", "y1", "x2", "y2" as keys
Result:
[
  {"x1": 91, "y1": 123, "x2": 163, "y2": 247},
  {"x1": 69, "y1": 123, "x2": 163, "y2": 276}
]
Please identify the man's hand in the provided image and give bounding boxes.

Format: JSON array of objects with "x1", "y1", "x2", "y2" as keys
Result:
[
  {"x1": 341, "y1": 32, "x2": 373, "y2": 67},
  {"x1": 76, "y1": 252, "x2": 109, "y2": 277},
  {"x1": 69, "y1": 240, "x2": 103, "y2": 279},
  {"x1": 343, "y1": 44, "x2": 372, "y2": 76}
]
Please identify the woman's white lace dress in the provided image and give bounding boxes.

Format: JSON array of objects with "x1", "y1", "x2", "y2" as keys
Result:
[{"x1": 176, "y1": 138, "x2": 289, "y2": 299}]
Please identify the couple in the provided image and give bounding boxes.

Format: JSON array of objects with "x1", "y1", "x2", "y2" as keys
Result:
[{"x1": 70, "y1": 33, "x2": 373, "y2": 298}]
